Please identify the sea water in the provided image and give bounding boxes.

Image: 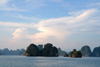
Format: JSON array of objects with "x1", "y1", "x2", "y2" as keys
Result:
[{"x1": 0, "y1": 56, "x2": 99, "y2": 67}]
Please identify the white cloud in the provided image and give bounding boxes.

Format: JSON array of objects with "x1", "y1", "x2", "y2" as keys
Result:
[
  {"x1": 8, "y1": 27, "x2": 28, "y2": 43},
  {"x1": 0, "y1": 0, "x2": 8, "y2": 7},
  {"x1": 26, "y1": 9, "x2": 99, "y2": 45},
  {"x1": 12, "y1": 27, "x2": 28, "y2": 40},
  {"x1": 0, "y1": 0, "x2": 26, "y2": 11},
  {"x1": 0, "y1": 22, "x2": 35, "y2": 28},
  {"x1": 4, "y1": 9, "x2": 100, "y2": 50},
  {"x1": 5, "y1": 14, "x2": 42, "y2": 22},
  {"x1": 87, "y1": 2, "x2": 100, "y2": 8},
  {"x1": 0, "y1": 4, "x2": 26, "y2": 11},
  {"x1": 6, "y1": 27, "x2": 31, "y2": 49},
  {"x1": 0, "y1": 7, "x2": 26, "y2": 11},
  {"x1": 0, "y1": 0, "x2": 63, "y2": 11},
  {"x1": 25, "y1": 0, "x2": 45, "y2": 8},
  {"x1": 69, "y1": 10, "x2": 85, "y2": 16}
]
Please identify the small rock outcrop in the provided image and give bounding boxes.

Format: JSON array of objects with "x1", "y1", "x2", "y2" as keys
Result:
[
  {"x1": 70, "y1": 49, "x2": 82, "y2": 58},
  {"x1": 64, "y1": 53, "x2": 69, "y2": 57}
]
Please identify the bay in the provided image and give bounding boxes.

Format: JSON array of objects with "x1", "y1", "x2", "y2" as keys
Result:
[{"x1": 0, "y1": 56, "x2": 99, "y2": 67}]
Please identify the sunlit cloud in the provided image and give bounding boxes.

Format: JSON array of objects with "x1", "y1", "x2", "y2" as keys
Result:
[
  {"x1": 12, "y1": 27, "x2": 28, "y2": 40},
  {"x1": 6, "y1": 28, "x2": 31, "y2": 49},
  {"x1": 26, "y1": 9, "x2": 99, "y2": 44},
  {"x1": 8, "y1": 27, "x2": 28, "y2": 43},
  {"x1": 2, "y1": 9, "x2": 100, "y2": 50}
]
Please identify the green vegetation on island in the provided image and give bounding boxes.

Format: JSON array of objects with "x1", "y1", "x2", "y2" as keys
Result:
[{"x1": 69, "y1": 49, "x2": 82, "y2": 58}]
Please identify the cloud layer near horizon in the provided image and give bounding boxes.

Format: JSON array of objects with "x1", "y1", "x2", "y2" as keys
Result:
[{"x1": 1, "y1": 9, "x2": 99, "y2": 50}]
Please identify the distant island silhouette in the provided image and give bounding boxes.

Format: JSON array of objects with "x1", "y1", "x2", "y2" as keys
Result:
[
  {"x1": 0, "y1": 44, "x2": 100, "y2": 57},
  {"x1": 0, "y1": 48, "x2": 25, "y2": 55}
]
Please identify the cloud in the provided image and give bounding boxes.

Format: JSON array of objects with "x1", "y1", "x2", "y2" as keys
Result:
[
  {"x1": 0, "y1": 22, "x2": 35, "y2": 28},
  {"x1": 25, "y1": 0, "x2": 45, "y2": 8},
  {"x1": 12, "y1": 27, "x2": 28, "y2": 40},
  {"x1": 0, "y1": 0, "x2": 26, "y2": 11},
  {"x1": 0, "y1": 7, "x2": 26, "y2": 11},
  {"x1": 4, "y1": 9, "x2": 100, "y2": 50},
  {"x1": 1, "y1": 9, "x2": 99, "y2": 40},
  {"x1": 0, "y1": 0, "x2": 64, "y2": 11},
  {"x1": 26, "y1": 9, "x2": 99, "y2": 45},
  {"x1": 7, "y1": 27, "x2": 31, "y2": 49},
  {"x1": 87, "y1": 2, "x2": 100, "y2": 7},
  {"x1": 5, "y1": 14, "x2": 42, "y2": 22},
  {"x1": 8, "y1": 27, "x2": 28, "y2": 43},
  {"x1": 0, "y1": 0, "x2": 8, "y2": 7},
  {"x1": 68, "y1": 10, "x2": 85, "y2": 16},
  {"x1": 0, "y1": 4, "x2": 26, "y2": 11}
]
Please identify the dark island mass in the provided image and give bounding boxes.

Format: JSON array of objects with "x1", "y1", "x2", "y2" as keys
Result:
[
  {"x1": 25, "y1": 43, "x2": 58, "y2": 57},
  {"x1": 92, "y1": 46, "x2": 100, "y2": 57},
  {"x1": 25, "y1": 43, "x2": 81, "y2": 58}
]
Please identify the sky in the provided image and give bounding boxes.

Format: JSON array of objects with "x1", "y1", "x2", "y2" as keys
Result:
[{"x1": 0, "y1": 0, "x2": 100, "y2": 51}]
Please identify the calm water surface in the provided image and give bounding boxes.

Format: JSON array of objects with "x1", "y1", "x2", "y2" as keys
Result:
[{"x1": 0, "y1": 56, "x2": 99, "y2": 67}]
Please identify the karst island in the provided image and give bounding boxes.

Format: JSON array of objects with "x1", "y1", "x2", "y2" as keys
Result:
[{"x1": 25, "y1": 43, "x2": 82, "y2": 58}]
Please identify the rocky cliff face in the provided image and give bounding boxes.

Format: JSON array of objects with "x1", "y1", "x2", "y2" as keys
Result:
[
  {"x1": 70, "y1": 49, "x2": 82, "y2": 58},
  {"x1": 81, "y1": 45, "x2": 92, "y2": 57},
  {"x1": 92, "y1": 46, "x2": 100, "y2": 57}
]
